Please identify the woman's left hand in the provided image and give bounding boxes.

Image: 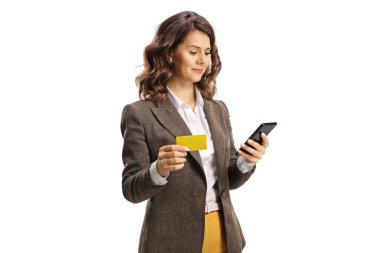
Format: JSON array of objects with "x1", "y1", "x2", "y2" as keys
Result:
[{"x1": 238, "y1": 132, "x2": 269, "y2": 164}]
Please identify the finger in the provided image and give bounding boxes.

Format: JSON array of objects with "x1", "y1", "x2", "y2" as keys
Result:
[
  {"x1": 160, "y1": 145, "x2": 189, "y2": 153},
  {"x1": 161, "y1": 157, "x2": 186, "y2": 166},
  {"x1": 158, "y1": 150, "x2": 187, "y2": 160},
  {"x1": 171, "y1": 163, "x2": 185, "y2": 171},
  {"x1": 162, "y1": 163, "x2": 185, "y2": 172},
  {"x1": 172, "y1": 150, "x2": 188, "y2": 158},
  {"x1": 261, "y1": 133, "x2": 269, "y2": 148},
  {"x1": 240, "y1": 143, "x2": 263, "y2": 159},
  {"x1": 247, "y1": 139, "x2": 266, "y2": 154},
  {"x1": 237, "y1": 150, "x2": 259, "y2": 164}
]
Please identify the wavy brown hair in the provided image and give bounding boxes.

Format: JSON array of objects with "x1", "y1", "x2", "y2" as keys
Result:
[{"x1": 135, "y1": 11, "x2": 222, "y2": 103}]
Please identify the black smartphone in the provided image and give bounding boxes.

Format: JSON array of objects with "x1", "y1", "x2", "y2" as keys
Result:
[{"x1": 236, "y1": 122, "x2": 277, "y2": 155}]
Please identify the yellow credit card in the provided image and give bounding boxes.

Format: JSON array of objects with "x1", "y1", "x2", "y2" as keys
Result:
[{"x1": 176, "y1": 135, "x2": 207, "y2": 151}]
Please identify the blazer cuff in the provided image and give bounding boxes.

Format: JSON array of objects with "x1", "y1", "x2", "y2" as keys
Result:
[
  {"x1": 237, "y1": 156, "x2": 256, "y2": 174},
  {"x1": 149, "y1": 161, "x2": 168, "y2": 186}
]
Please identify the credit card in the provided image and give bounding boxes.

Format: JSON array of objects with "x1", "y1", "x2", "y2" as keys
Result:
[{"x1": 176, "y1": 135, "x2": 207, "y2": 151}]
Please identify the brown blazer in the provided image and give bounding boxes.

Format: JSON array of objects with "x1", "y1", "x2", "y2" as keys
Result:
[{"x1": 121, "y1": 97, "x2": 256, "y2": 253}]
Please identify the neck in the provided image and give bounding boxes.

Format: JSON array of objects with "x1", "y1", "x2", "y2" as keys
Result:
[{"x1": 167, "y1": 80, "x2": 196, "y2": 107}]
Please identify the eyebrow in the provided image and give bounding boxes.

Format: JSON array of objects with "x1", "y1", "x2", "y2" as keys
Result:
[{"x1": 188, "y1": 45, "x2": 211, "y2": 50}]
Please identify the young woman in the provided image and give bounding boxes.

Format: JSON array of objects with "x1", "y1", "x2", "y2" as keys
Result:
[{"x1": 121, "y1": 11, "x2": 269, "y2": 253}]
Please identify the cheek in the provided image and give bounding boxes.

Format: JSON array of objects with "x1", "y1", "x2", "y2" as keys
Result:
[
  {"x1": 182, "y1": 56, "x2": 195, "y2": 68},
  {"x1": 207, "y1": 57, "x2": 212, "y2": 67},
  {"x1": 175, "y1": 57, "x2": 191, "y2": 71}
]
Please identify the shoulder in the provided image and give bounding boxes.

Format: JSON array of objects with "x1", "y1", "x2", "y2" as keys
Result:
[
  {"x1": 207, "y1": 98, "x2": 230, "y2": 116},
  {"x1": 121, "y1": 100, "x2": 156, "y2": 118},
  {"x1": 120, "y1": 100, "x2": 156, "y2": 133}
]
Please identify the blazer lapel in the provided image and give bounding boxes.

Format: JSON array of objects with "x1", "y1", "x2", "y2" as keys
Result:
[
  {"x1": 151, "y1": 98, "x2": 205, "y2": 174},
  {"x1": 151, "y1": 98, "x2": 192, "y2": 137},
  {"x1": 203, "y1": 100, "x2": 226, "y2": 177}
]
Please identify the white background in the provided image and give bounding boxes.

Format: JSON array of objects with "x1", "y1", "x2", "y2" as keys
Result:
[{"x1": 1, "y1": 0, "x2": 379, "y2": 252}]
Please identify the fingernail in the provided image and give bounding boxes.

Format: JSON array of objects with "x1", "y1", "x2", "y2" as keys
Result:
[
  {"x1": 248, "y1": 139, "x2": 253, "y2": 144},
  {"x1": 261, "y1": 132, "x2": 266, "y2": 136},
  {"x1": 185, "y1": 147, "x2": 189, "y2": 151}
]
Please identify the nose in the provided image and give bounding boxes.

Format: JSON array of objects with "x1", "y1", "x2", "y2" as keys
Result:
[{"x1": 196, "y1": 53, "x2": 207, "y2": 65}]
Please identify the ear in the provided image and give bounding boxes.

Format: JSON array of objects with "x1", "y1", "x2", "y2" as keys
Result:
[
  {"x1": 168, "y1": 49, "x2": 174, "y2": 64},
  {"x1": 169, "y1": 52, "x2": 174, "y2": 64}
]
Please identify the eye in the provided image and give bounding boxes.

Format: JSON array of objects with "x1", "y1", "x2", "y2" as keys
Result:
[
  {"x1": 190, "y1": 51, "x2": 197, "y2": 55},
  {"x1": 205, "y1": 52, "x2": 211, "y2": 56}
]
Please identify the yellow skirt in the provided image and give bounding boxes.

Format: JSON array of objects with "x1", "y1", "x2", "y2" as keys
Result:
[{"x1": 202, "y1": 211, "x2": 228, "y2": 253}]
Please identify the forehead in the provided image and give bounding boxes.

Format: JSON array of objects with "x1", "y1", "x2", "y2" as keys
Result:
[{"x1": 180, "y1": 30, "x2": 211, "y2": 49}]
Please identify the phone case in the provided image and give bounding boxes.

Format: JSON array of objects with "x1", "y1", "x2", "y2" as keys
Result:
[{"x1": 237, "y1": 122, "x2": 277, "y2": 155}]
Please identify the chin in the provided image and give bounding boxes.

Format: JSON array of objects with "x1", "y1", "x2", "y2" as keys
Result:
[{"x1": 191, "y1": 76, "x2": 202, "y2": 83}]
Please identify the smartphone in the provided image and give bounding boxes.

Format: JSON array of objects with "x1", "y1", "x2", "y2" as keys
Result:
[{"x1": 236, "y1": 122, "x2": 277, "y2": 155}]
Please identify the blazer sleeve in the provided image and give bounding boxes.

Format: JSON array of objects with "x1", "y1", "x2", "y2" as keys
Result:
[
  {"x1": 120, "y1": 103, "x2": 165, "y2": 203},
  {"x1": 218, "y1": 101, "x2": 256, "y2": 190}
]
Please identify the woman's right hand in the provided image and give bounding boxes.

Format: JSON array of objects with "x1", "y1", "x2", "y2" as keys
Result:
[{"x1": 156, "y1": 145, "x2": 189, "y2": 177}]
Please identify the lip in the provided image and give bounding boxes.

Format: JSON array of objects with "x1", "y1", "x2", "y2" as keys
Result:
[{"x1": 192, "y1": 68, "x2": 203, "y2": 74}]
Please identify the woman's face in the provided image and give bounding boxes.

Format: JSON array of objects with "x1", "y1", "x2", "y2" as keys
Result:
[{"x1": 170, "y1": 30, "x2": 212, "y2": 85}]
